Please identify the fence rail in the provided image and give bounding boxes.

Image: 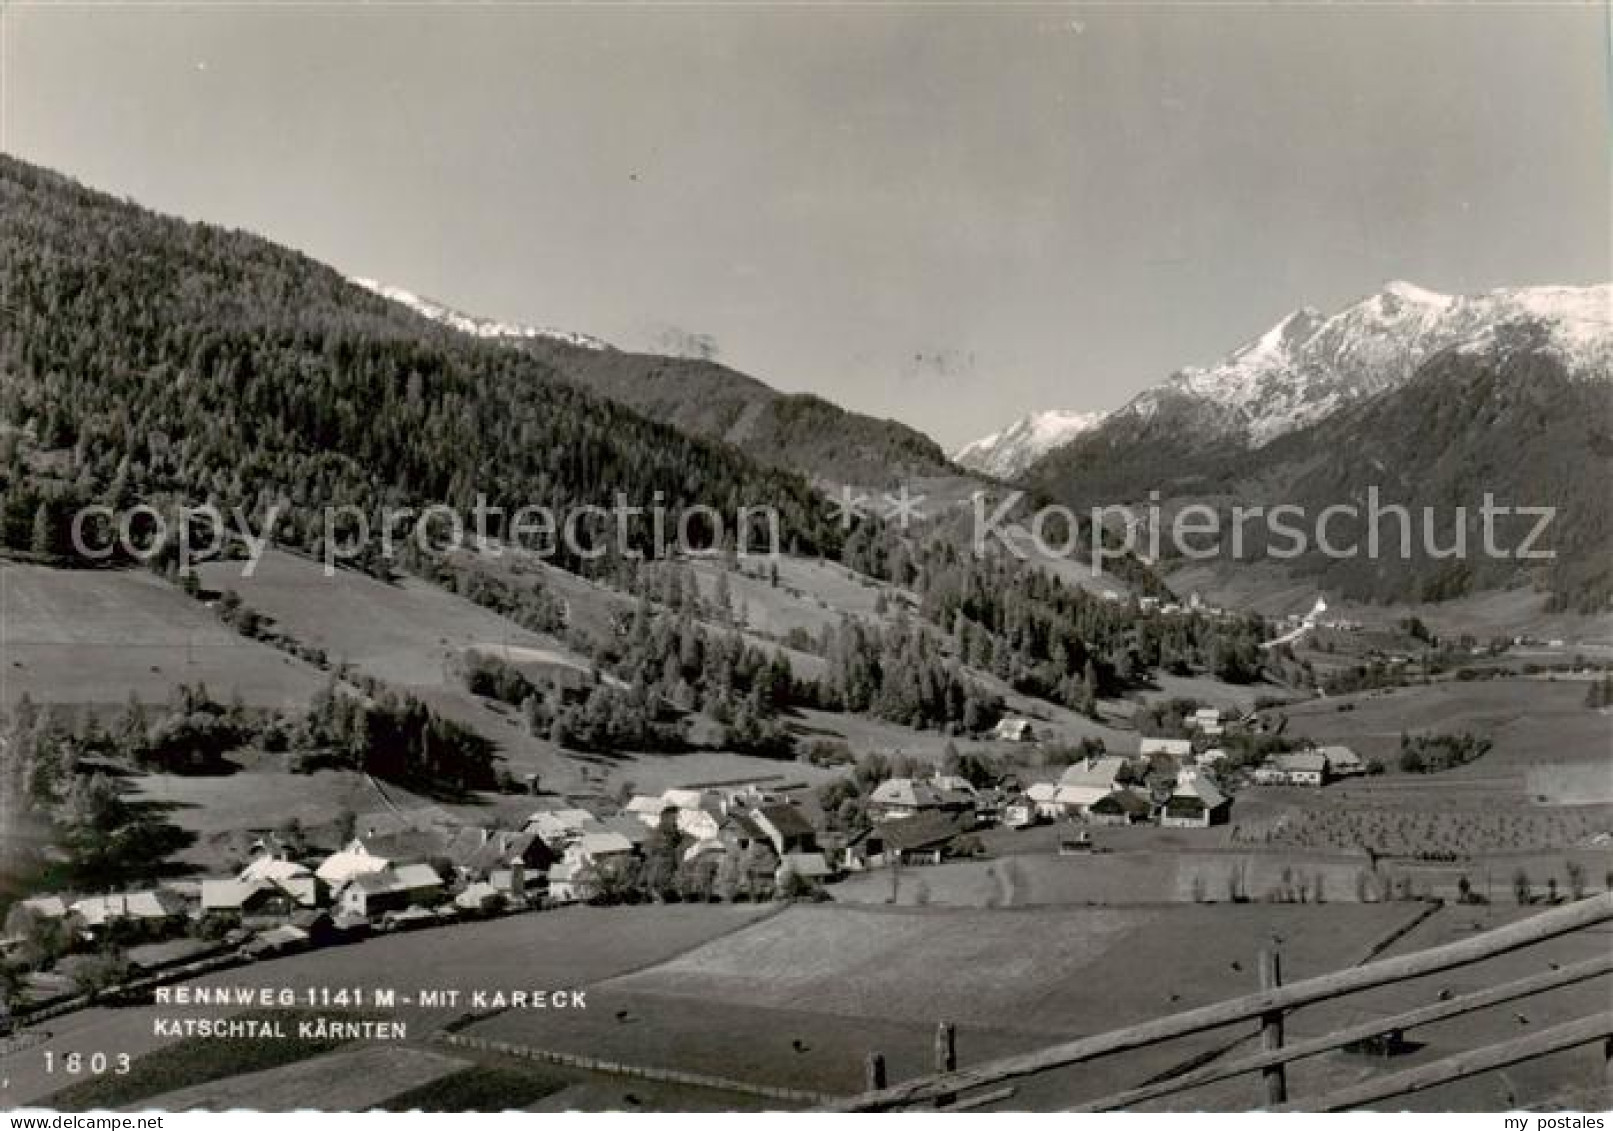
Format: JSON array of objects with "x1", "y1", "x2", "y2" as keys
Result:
[{"x1": 828, "y1": 894, "x2": 1613, "y2": 1112}]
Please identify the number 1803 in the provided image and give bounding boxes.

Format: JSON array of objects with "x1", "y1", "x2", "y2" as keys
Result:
[{"x1": 43, "y1": 1051, "x2": 131, "y2": 1075}]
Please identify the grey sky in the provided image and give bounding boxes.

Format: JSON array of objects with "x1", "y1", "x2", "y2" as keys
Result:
[{"x1": 3, "y1": 3, "x2": 1607, "y2": 448}]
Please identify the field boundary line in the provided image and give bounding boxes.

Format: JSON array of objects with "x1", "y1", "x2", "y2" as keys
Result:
[{"x1": 434, "y1": 1029, "x2": 837, "y2": 1105}]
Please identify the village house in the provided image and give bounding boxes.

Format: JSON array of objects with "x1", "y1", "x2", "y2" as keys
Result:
[
  {"x1": 200, "y1": 879, "x2": 286, "y2": 917},
  {"x1": 748, "y1": 802, "x2": 819, "y2": 857},
  {"x1": 233, "y1": 853, "x2": 326, "y2": 909},
  {"x1": 440, "y1": 827, "x2": 555, "y2": 882},
  {"x1": 567, "y1": 830, "x2": 637, "y2": 870},
  {"x1": 243, "y1": 923, "x2": 312, "y2": 958},
  {"x1": 1138, "y1": 737, "x2": 1193, "y2": 759},
  {"x1": 595, "y1": 814, "x2": 654, "y2": 851},
  {"x1": 238, "y1": 853, "x2": 312, "y2": 886},
  {"x1": 315, "y1": 840, "x2": 393, "y2": 887},
  {"x1": 967, "y1": 784, "x2": 1004, "y2": 826},
  {"x1": 1053, "y1": 756, "x2": 1131, "y2": 814},
  {"x1": 335, "y1": 862, "x2": 444, "y2": 920},
  {"x1": 454, "y1": 881, "x2": 507, "y2": 915},
  {"x1": 844, "y1": 811, "x2": 972, "y2": 870},
  {"x1": 665, "y1": 792, "x2": 725, "y2": 842},
  {"x1": 487, "y1": 862, "x2": 541, "y2": 902},
  {"x1": 777, "y1": 851, "x2": 835, "y2": 885},
  {"x1": 623, "y1": 794, "x2": 671, "y2": 825},
  {"x1": 1003, "y1": 791, "x2": 1042, "y2": 829},
  {"x1": 1159, "y1": 771, "x2": 1231, "y2": 828},
  {"x1": 867, "y1": 777, "x2": 957, "y2": 821},
  {"x1": 1025, "y1": 781, "x2": 1066, "y2": 821},
  {"x1": 545, "y1": 859, "x2": 585, "y2": 905},
  {"x1": 1254, "y1": 751, "x2": 1330, "y2": 787},
  {"x1": 69, "y1": 890, "x2": 187, "y2": 933},
  {"x1": 524, "y1": 808, "x2": 601, "y2": 850}
]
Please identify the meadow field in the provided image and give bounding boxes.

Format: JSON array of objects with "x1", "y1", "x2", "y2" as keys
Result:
[
  {"x1": 0, "y1": 562, "x2": 324, "y2": 710},
  {"x1": 194, "y1": 549, "x2": 602, "y2": 793},
  {"x1": 464, "y1": 902, "x2": 1423, "y2": 1102}
]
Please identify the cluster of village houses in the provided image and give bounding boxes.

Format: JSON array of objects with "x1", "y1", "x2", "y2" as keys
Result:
[{"x1": 5, "y1": 708, "x2": 1364, "y2": 976}]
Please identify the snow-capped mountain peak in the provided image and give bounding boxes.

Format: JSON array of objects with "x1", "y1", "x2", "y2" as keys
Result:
[
  {"x1": 1122, "y1": 280, "x2": 1611, "y2": 447},
  {"x1": 952, "y1": 408, "x2": 1108, "y2": 478},
  {"x1": 351, "y1": 277, "x2": 612, "y2": 351}
]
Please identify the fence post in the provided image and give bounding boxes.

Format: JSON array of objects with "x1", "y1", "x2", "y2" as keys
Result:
[
  {"x1": 932, "y1": 1022, "x2": 958, "y2": 1108},
  {"x1": 865, "y1": 1051, "x2": 887, "y2": 1091},
  {"x1": 935, "y1": 1021, "x2": 957, "y2": 1072},
  {"x1": 1259, "y1": 948, "x2": 1288, "y2": 1105}
]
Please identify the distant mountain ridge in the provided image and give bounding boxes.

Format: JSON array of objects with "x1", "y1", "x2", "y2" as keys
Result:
[
  {"x1": 1082, "y1": 280, "x2": 1612, "y2": 455},
  {"x1": 352, "y1": 274, "x2": 961, "y2": 488},
  {"x1": 952, "y1": 409, "x2": 1107, "y2": 479},
  {"x1": 350, "y1": 277, "x2": 613, "y2": 351},
  {"x1": 1023, "y1": 287, "x2": 1613, "y2": 611}
]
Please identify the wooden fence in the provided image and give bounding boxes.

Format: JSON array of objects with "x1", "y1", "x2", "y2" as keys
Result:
[{"x1": 828, "y1": 893, "x2": 1613, "y2": 1112}]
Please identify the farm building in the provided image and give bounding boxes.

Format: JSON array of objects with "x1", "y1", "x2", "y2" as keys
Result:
[
  {"x1": 1159, "y1": 773, "x2": 1230, "y2": 828},
  {"x1": 844, "y1": 811, "x2": 972, "y2": 869},
  {"x1": 1087, "y1": 789, "x2": 1153, "y2": 827},
  {"x1": 992, "y1": 717, "x2": 1038, "y2": 742},
  {"x1": 1317, "y1": 745, "x2": 1367, "y2": 777}
]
